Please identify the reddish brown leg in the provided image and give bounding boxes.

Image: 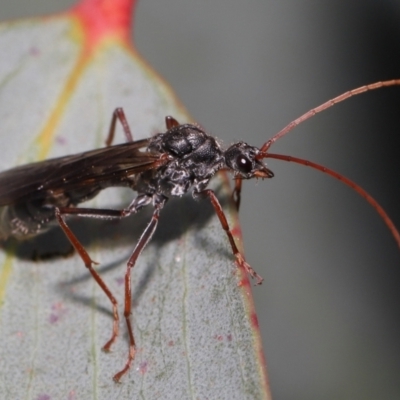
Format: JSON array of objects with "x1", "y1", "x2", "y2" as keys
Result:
[
  {"x1": 232, "y1": 178, "x2": 242, "y2": 211},
  {"x1": 54, "y1": 195, "x2": 153, "y2": 353},
  {"x1": 165, "y1": 115, "x2": 180, "y2": 129},
  {"x1": 106, "y1": 107, "x2": 134, "y2": 146},
  {"x1": 197, "y1": 189, "x2": 263, "y2": 285},
  {"x1": 113, "y1": 200, "x2": 165, "y2": 382},
  {"x1": 55, "y1": 208, "x2": 120, "y2": 351}
]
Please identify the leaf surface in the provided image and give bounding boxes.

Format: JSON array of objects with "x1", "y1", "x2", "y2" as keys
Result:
[{"x1": 0, "y1": 1, "x2": 270, "y2": 398}]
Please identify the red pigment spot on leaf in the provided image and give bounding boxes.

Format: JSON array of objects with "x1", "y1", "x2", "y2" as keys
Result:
[
  {"x1": 168, "y1": 340, "x2": 174, "y2": 346},
  {"x1": 49, "y1": 302, "x2": 67, "y2": 324},
  {"x1": 29, "y1": 46, "x2": 40, "y2": 56},
  {"x1": 138, "y1": 361, "x2": 148, "y2": 374},
  {"x1": 115, "y1": 277, "x2": 124, "y2": 286},
  {"x1": 55, "y1": 136, "x2": 67, "y2": 145},
  {"x1": 237, "y1": 274, "x2": 251, "y2": 288},
  {"x1": 231, "y1": 226, "x2": 242, "y2": 239},
  {"x1": 36, "y1": 395, "x2": 51, "y2": 400},
  {"x1": 250, "y1": 312, "x2": 259, "y2": 329},
  {"x1": 71, "y1": 0, "x2": 136, "y2": 55},
  {"x1": 68, "y1": 391, "x2": 77, "y2": 400}
]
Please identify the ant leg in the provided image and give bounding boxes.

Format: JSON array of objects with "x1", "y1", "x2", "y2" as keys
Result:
[
  {"x1": 231, "y1": 178, "x2": 242, "y2": 211},
  {"x1": 105, "y1": 108, "x2": 134, "y2": 146},
  {"x1": 55, "y1": 195, "x2": 153, "y2": 352},
  {"x1": 197, "y1": 189, "x2": 263, "y2": 285},
  {"x1": 113, "y1": 199, "x2": 166, "y2": 382},
  {"x1": 55, "y1": 208, "x2": 120, "y2": 351},
  {"x1": 165, "y1": 115, "x2": 180, "y2": 129},
  {"x1": 106, "y1": 111, "x2": 181, "y2": 146}
]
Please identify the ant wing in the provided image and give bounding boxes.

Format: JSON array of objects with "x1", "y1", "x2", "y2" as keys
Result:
[{"x1": 0, "y1": 139, "x2": 164, "y2": 206}]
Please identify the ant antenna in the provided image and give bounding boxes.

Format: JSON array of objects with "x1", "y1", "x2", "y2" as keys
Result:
[
  {"x1": 260, "y1": 79, "x2": 400, "y2": 153},
  {"x1": 257, "y1": 79, "x2": 400, "y2": 248},
  {"x1": 265, "y1": 153, "x2": 400, "y2": 248}
]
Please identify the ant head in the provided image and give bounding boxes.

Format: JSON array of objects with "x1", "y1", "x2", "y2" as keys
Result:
[{"x1": 224, "y1": 142, "x2": 274, "y2": 179}]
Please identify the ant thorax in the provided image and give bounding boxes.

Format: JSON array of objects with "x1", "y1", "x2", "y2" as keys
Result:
[{"x1": 146, "y1": 124, "x2": 225, "y2": 197}]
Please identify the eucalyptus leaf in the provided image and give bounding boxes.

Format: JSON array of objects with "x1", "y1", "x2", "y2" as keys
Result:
[{"x1": 0, "y1": 5, "x2": 269, "y2": 399}]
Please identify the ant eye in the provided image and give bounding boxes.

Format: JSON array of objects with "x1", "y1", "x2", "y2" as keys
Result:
[{"x1": 236, "y1": 155, "x2": 252, "y2": 173}]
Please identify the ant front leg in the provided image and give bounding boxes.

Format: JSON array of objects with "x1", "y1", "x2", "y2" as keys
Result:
[
  {"x1": 195, "y1": 189, "x2": 263, "y2": 285},
  {"x1": 106, "y1": 107, "x2": 134, "y2": 146}
]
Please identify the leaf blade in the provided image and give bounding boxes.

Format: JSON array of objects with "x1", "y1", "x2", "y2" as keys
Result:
[{"x1": 0, "y1": 1, "x2": 270, "y2": 398}]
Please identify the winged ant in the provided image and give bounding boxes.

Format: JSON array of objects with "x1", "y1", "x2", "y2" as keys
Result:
[{"x1": 0, "y1": 79, "x2": 399, "y2": 381}]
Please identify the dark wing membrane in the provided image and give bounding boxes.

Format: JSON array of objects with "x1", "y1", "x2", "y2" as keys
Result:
[{"x1": 0, "y1": 139, "x2": 162, "y2": 206}]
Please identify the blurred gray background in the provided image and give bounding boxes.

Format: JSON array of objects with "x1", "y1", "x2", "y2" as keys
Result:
[{"x1": 2, "y1": 1, "x2": 400, "y2": 398}]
